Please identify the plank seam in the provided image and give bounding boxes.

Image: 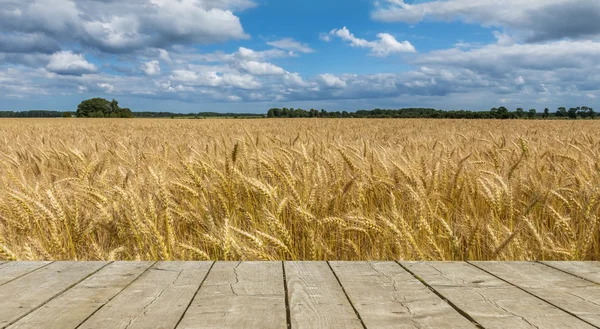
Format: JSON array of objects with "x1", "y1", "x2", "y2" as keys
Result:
[
  {"x1": 537, "y1": 261, "x2": 600, "y2": 287},
  {"x1": 71, "y1": 261, "x2": 158, "y2": 329},
  {"x1": 467, "y1": 261, "x2": 600, "y2": 329},
  {"x1": 4, "y1": 261, "x2": 113, "y2": 329},
  {"x1": 282, "y1": 262, "x2": 292, "y2": 329},
  {"x1": 326, "y1": 261, "x2": 367, "y2": 329},
  {"x1": 173, "y1": 261, "x2": 215, "y2": 329},
  {"x1": 395, "y1": 261, "x2": 485, "y2": 329},
  {"x1": 0, "y1": 261, "x2": 55, "y2": 288}
]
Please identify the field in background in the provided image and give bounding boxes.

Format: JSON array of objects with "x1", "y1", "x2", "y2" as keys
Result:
[{"x1": 0, "y1": 118, "x2": 598, "y2": 261}]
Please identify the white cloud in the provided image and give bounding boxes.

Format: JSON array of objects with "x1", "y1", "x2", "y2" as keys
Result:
[
  {"x1": 318, "y1": 73, "x2": 347, "y2": 88},
  {"x1": 158, "y1": 49, "x2": 172, "y2": 63},
  {"x1": 267, "y1": 38, "x2": 314, "y2": 53},
  {"x1": 283, "y1": 72, "x2": 310, "y2": 87},
  {"x1": 372, "y1": 0, "x2": 600, "y2": 43},
  {"x1": 493, "y1": 31, "x2": 514, "y2": 46},
  {"x1": 328, "y1": 26, "x2": 416, "y2": 56},
  {"x1": 0, "y1": 0, "x2": 252, "y2": 53},
  {"x1": 142, "y1": 60, "x2": 160, "y2": 75},
  {"x1": 416, "y1": 40, "x2": 600, "y2": 73},
  {"x1": 97, "y1": 83, "x2": 114, "y2": 93},
  {"x1": 236, "y1": 61, "x2": 286, "y2": 75},
  {"x1": 46, "y1": 51, "x2": 97, "y2": 75},
  {"x1": 319, "y1": 33, "x2": 331, "y2": 42}
]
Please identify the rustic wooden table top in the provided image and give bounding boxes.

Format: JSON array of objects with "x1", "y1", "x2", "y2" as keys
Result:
[{"x1": 0, "y1": 261, "x2": 599, "y2": 328}]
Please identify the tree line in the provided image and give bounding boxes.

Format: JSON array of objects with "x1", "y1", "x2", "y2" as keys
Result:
[
  {"x1": 0, "y1": 98, "x2": 596, "y2": 119},
  {"x1": 267, "y1": 106, "x2": 597, "y2": 119}
]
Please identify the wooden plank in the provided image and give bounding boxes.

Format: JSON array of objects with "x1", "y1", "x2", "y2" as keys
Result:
[
  {"x1": 472, "y1": 261, "x2": 600, "y2": 327},
  {"x1": 10, "y1": 261, "x2": 153, "y2": 329},
  {"x1": 0, "y1": 261, "x2": 52, "y2": 286},
  {"x1": 285, "y1": 261, "x2": 362, "y2": 329},
  {"x1": 177, "y1": 261, "x2": 286, "y2": 329},
  {"x1": 0, "y1": 261, "x2": 108, "y2": 328},
  {"x1": 541, "y1": 262, "x2": 600, "y2": 285},
  {"x1": 404, "y1": 261, "x2": 593, "y2": 329},
  {"x1": 78, "y1": 261, "x2": 212, "y2": 329},
  {"x1": 331, "y1": 261, "x2": 476, "y2": 328}
]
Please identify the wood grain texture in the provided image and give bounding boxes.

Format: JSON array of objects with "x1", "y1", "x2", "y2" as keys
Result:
[
  {"x1": 404, "y1": 261, "x2": 593, "y2": 329},
  {"x1": 330, "y1": 261, "x2": 477, "y2": 329},
  {"x1": 285, "y1": 261, "x2": 363, "y2": 329},
  {"x1": 0, "y1": 261, "x2": 52, "y2": 286},
  {"x1": 177, "y1": 261, "x2": 286, "y2": 329},
  {"x1": 472, "y1": 261, "x2": 600, "y2": 327},
  {"x1": 0, "y1": 261, "x2": 108, "y2": 328},
  {"x1": 9, "y1": 261, "x2": 153, "y2": 329},
  {"x1": 78, "y1": 261, "x2": 212, "y2": 329},
  {"x1": 541, "y1": 262, "x2": 600, "y2": 284}
]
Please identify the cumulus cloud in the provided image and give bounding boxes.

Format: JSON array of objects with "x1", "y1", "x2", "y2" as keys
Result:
[
  {"x1": 46, "y1": 51, "x2": 97, "y2": 75},
  {"x1": 97, "y1": 83, "x2": 114, "y2": 93},
  {"x1": 318, "y1": 74, "x2": 347, "y2": 88},
  {"x1": 142, "y1": 60, "x2": 161, "y2": 76},
  {"x1": 415, "y1": 40, "x2": 600, "y2": 74},
  {"x1": 236, "y1": 61, "x2": 286, "y2": 75},
  {"x1": 372, "y1": 0, "x2": 600, "y2": 43},
  {"x1": 0, "y1": 0, "x2": 251, "y2": 54},
  {"x1": 267, "y1": 38, "x2": 314, "y2": 53},
  {"x1": 327, "y1": 26, "x2": 416, "y2": 56}
]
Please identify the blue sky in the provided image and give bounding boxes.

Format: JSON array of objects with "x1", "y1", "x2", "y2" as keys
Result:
[{"x1": 1, "y1": 0, "x2": 599, "y2": 113}]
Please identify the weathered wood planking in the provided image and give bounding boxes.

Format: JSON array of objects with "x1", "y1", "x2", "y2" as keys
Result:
[
  {"x1": 404, "y1": 261, "x2": 594, "y2": 329},
  {"x1": 0, "y1": 261, "x2": 108, "y2": 328},
  {"x1": 285, "y1": 261, "x2": 363, "y2": 329},
  {"x1": 78, "y1": 261, "x2": 212, "y2": 329},
  {"x1": 331, "y1": 261, "x2": 476, "y2": 328},
  {"x1": 177, "y1": 261, "x2": 286, "y2": 329},
  {"x1": 541, "y1": 262, "x2": 600, "y2": 285},
  {"x1": 9, "y1": 262, "x2": 153, "y2": 329},
  {"x1": 472, "y1": 261, "x2": 600, "y2": 327},
  {"x1": 0, "y1": 261, "x2": 52, "y2": 286}
]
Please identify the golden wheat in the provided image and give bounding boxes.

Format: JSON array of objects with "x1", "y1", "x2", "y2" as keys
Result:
[{"x1": 0, "y1": 118, "x2": 598, "y2": 261}]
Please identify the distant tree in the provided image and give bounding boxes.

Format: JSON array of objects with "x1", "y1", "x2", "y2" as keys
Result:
[
  {"x1": 527, "y1": 109, "x2": 536, "y2": 119},
  {"x1": 588, "y1": 107, "x2": 596, "y2": 118},
  {"x1": 516, "y1": 107, "x2": 525, "y2": 118},
  {"x1": 543, "y1": 108, "x2": 549, "y2": 119},
  {"x1": 496, "y1": 106, "x2": 510, "y2": 119},
  {"x1": 556, "y1": 107, "x2": 567, "y2": 117},
  {"x1": 567, "y1": 107, "x2": 579, "y2": 119},
  {"x1": 117, "y1": 108, "x2": 134, "y2": 118},
  {"x1": 76, "y1": 98, "x2": 133, "y2": 118},
  {"x1": 62, "y1": 112, "x2": 72, "y2": 118},
  {"x1": 76, "y1": 98, "x2": 111, "y2": 117}
]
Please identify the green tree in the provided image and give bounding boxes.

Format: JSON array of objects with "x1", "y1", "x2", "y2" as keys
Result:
[
  {"x1": 567, "y1": 107, "x2": 579, "y2": 119},
  {"x1": 516, "y1": 107, "x2": 525, "y2": 118},
  {"x1": 496, "y1": 106, "x2": 510, "y2": 119},
  {"x1": 62, "y1": 112, "x2": 72, "y2": 118},
  {"x1": 527, "y1": 109, "x2": 536, "y2": 119},
  {"x1": 76, "y1": 98, "x2": 133, "y2": 118},
  {"x1": 543, "y1": 108, "x2": 549, "y2": 119},
  {"x1": 109, "y1": 99, "x2": 119, "y2": 116},
  {"x1": 76, "y1": 98, "x2": 110, "y2": 117},
  {"x1": 556, "y1": 107, "x2": 567, "y2": 117},
  {"x1": 588, "y1": 107, "x2": 596, "y2": 118}
]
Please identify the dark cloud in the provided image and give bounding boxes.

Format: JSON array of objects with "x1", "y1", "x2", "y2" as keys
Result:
[{"x1": 0, "y1": 33, "x2": 61, "y2": 54}]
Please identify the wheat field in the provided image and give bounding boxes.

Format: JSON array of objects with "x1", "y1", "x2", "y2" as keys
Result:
[{"x1": 0, "y1": 118, "x2": 598, "y2": 261}]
